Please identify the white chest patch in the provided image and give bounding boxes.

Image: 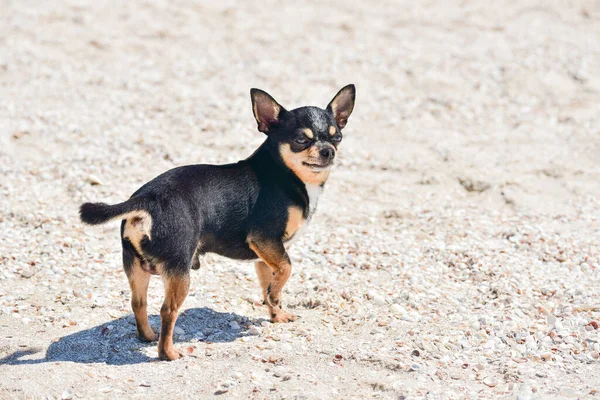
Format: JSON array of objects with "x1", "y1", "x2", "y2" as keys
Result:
[{"x1": 305, "y1": 183, "x2": 323, "y2": 217}]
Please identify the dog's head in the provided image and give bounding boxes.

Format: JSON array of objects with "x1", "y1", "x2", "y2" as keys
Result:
[{"x1": 251, "y1": 85, "x2": 355, "y2": 185}]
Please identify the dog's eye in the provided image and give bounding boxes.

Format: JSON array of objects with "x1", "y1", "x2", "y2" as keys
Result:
[
  {"x1": 332, "y1": 135, "x2": 342, "y2": 142},
  {"x1": 295, "y1": 138, "x2": 310, "y2": 145}
]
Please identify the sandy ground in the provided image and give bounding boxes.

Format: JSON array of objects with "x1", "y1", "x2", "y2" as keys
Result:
[{"x1": 1, "y1": 0, "x2": 600, "y2": 398}]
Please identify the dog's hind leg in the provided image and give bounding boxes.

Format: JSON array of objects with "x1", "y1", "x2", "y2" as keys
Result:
[
  {"x1": 123, "y1": 240, "x2": 157, "y2": 342},
  {"x1": 157, "y1": 271, "x2": 190, "y2": 361}
]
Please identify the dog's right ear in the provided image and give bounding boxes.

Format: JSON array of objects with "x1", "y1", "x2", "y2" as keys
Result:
[{"x1": 251, "y1": 89, "x2": 286, "y2": 134}]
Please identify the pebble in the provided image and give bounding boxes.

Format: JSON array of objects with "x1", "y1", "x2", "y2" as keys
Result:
[
  {"x1": 482, "y1": 377, "x2": 498, "y2": 387},
  {"x1": 229, "y1": 321, "x2": 240, "y2": 330},
  {"x1": 61, "y1": 390, "x2": 73, "y2": 400},
  {"x1": 373, "y1": 295, "x2": 386, "y2": 306},
  {"x1": 390, "y1": 304, "x2": 406, "y2": 315},
  {"x1": 248, "y1": 326, "x2": 261, "y2": 335},
  {"x1": 20, "y1": 269, "x2": 35, "y2": 278},
  {"x1": 98, "y1": 385, "x2": 113, "y2": 393},
  {"x1": 231, "y1": 372, "x2": 243, "y2": 380},
  {"x1": 140, "y1": 381, "x2": 152, "y2": 387},
  {"x1": 173, "y1": 326, "x2": 185, "y2": 336},
  {"x1": 87, "y1": 174, "x2": 103, "y2": 185}
]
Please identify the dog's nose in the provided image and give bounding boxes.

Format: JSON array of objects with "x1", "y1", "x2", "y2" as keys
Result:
[{"x1": 320, "y1": 147, "x2": 334, "y2": 160}]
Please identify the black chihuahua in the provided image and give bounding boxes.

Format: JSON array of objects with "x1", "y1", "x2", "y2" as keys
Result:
[{"x1": 80, "y1": 85, "x2": 356, "y2": 360}]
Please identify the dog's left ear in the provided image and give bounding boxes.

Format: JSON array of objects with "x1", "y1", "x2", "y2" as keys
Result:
[
  {"x1": 326, "y1": 84, "x2": 356, "y2": 129},
  {"x1": 251, "y1": 88, "x2": 286, "y2": 134}
]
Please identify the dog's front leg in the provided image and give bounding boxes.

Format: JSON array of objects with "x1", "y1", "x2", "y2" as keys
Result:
[{"x1": 249, "y1": 239, "x2": 296, "y2": 323}]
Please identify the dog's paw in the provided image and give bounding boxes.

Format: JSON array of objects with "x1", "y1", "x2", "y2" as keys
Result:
[
  {"x1": 271, "y1": 312, "x2": 297, "y2": 323},
  {"x1": 159, "y1": 346, "x2": 184, "y2": 361}
]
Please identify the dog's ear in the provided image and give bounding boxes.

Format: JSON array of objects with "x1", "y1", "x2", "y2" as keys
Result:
[
  {"x1": 326, "y1": 84, "x2": 356, "y2": 129},
  {"x1": 251, "y1": 88, "x2": 286, "y2": 134}
]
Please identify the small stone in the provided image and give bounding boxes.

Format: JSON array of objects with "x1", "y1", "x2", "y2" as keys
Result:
[
  {"x1": 390, "y1": 304, "x2": 406, "y2": 315},
  {"x1": 458, "y1": 177, "x2": 490, "y2": 193},
  {"x1": 87, "y1": 174, "x2": 103, "y2": 185},
  {"x1": 373, "y1": 295, "x2": 386, "y2": 306},
  {"x1": 229, "y1": 321, "x2": 240, "y2": 330},
  {"x1": 555, "y1": 354, "x2": 563, "y2": 363},
  {"x1": 564, "y1": 336, "x2": 575, "y2": 344},
  {"x1": 20, "y1": 269, "x2": 35, "y2": 279},
  {"x1": 99, "y1": 385, "x2": 113, "y2": 393},
  {"x1": 173, "y1": 326, "x2": 185, "y2": 336},
  {"x1": 282, "y1": 375, "x2": 292, "y2": 381},
  {"x1": 410, "y1": 363, "x2": 420, "y2": 371},
  {"x1": 248, "y1": 326, "x2": 261, "y2": 335},
  {"x1": 231, "y1": 372, "x2": 243, "y2": 380},
  {"x1": 140, "y1": 381, "x2": 152, "y2": 387},
  {"x1": 61, "y1": 390, "x2": 73, "y2": 400},
  {"x1": 482, "y1": 377, "x2": 498, "y2": 387}
]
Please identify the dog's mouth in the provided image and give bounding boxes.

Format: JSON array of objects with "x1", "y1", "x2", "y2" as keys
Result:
[{"x1": 302, "y1": 161, "x2": 332, "y2": 171}]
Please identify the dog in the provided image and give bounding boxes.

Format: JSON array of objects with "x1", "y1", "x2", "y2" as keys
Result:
[{"x1": 79, "y1": 85, "x2": 356, "y2": 360}]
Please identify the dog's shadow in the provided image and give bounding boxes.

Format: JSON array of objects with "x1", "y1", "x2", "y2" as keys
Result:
[{"x1": 1, "y1": 307, "x2": 263, "y2": 366}]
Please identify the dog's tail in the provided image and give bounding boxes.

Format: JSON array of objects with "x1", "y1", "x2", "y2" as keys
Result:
[{"x1": 79, "y1": 197, "x2": 147, "y2": 225}]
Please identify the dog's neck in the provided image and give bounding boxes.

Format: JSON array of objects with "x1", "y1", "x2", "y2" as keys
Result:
[{"x1": 247, "y1": 140, "x2": 327, "y2": 211}]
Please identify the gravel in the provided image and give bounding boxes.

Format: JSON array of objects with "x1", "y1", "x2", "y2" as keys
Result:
[{"x1": 1, "y1": 0, "x2": 599, "y2": 399}]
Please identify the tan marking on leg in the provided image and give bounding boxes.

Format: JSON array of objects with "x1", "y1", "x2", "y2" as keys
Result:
[
  {"x1": 279, "y1": 143, "x2": 331, "y2": 186},
  {"x1": 255, "y1": 261, "x2": 273, "y2": 304},
  {"x1": 303, "y1": 128, "x2": 314, "y2": 139},
  {"x1": 284, "y1": 206, "x2": 304, "y2": 241},
  {"x1": 127, "y1": 257, "x2": 157, "y2": 342},
  {"x1": 123, "y1": 211, "x2": 153, "y2": 255},
  {"x1": 248, "y1": 238, "x2": 296, "y2": 323},
  {"x1": 158, "y1": 273, "x2": 190, "y2": 361},
  {"x1": 329, "y1": 125, "x2": 336, "y2": 136}
]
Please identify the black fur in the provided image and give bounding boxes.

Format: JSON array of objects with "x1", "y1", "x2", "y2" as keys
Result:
[
  {"x1": 80, "y1": 85, "x2": 356, "y2": 278},
  {"x1": 79, "y1": 197, "x2": 146, "y2": 225}
]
